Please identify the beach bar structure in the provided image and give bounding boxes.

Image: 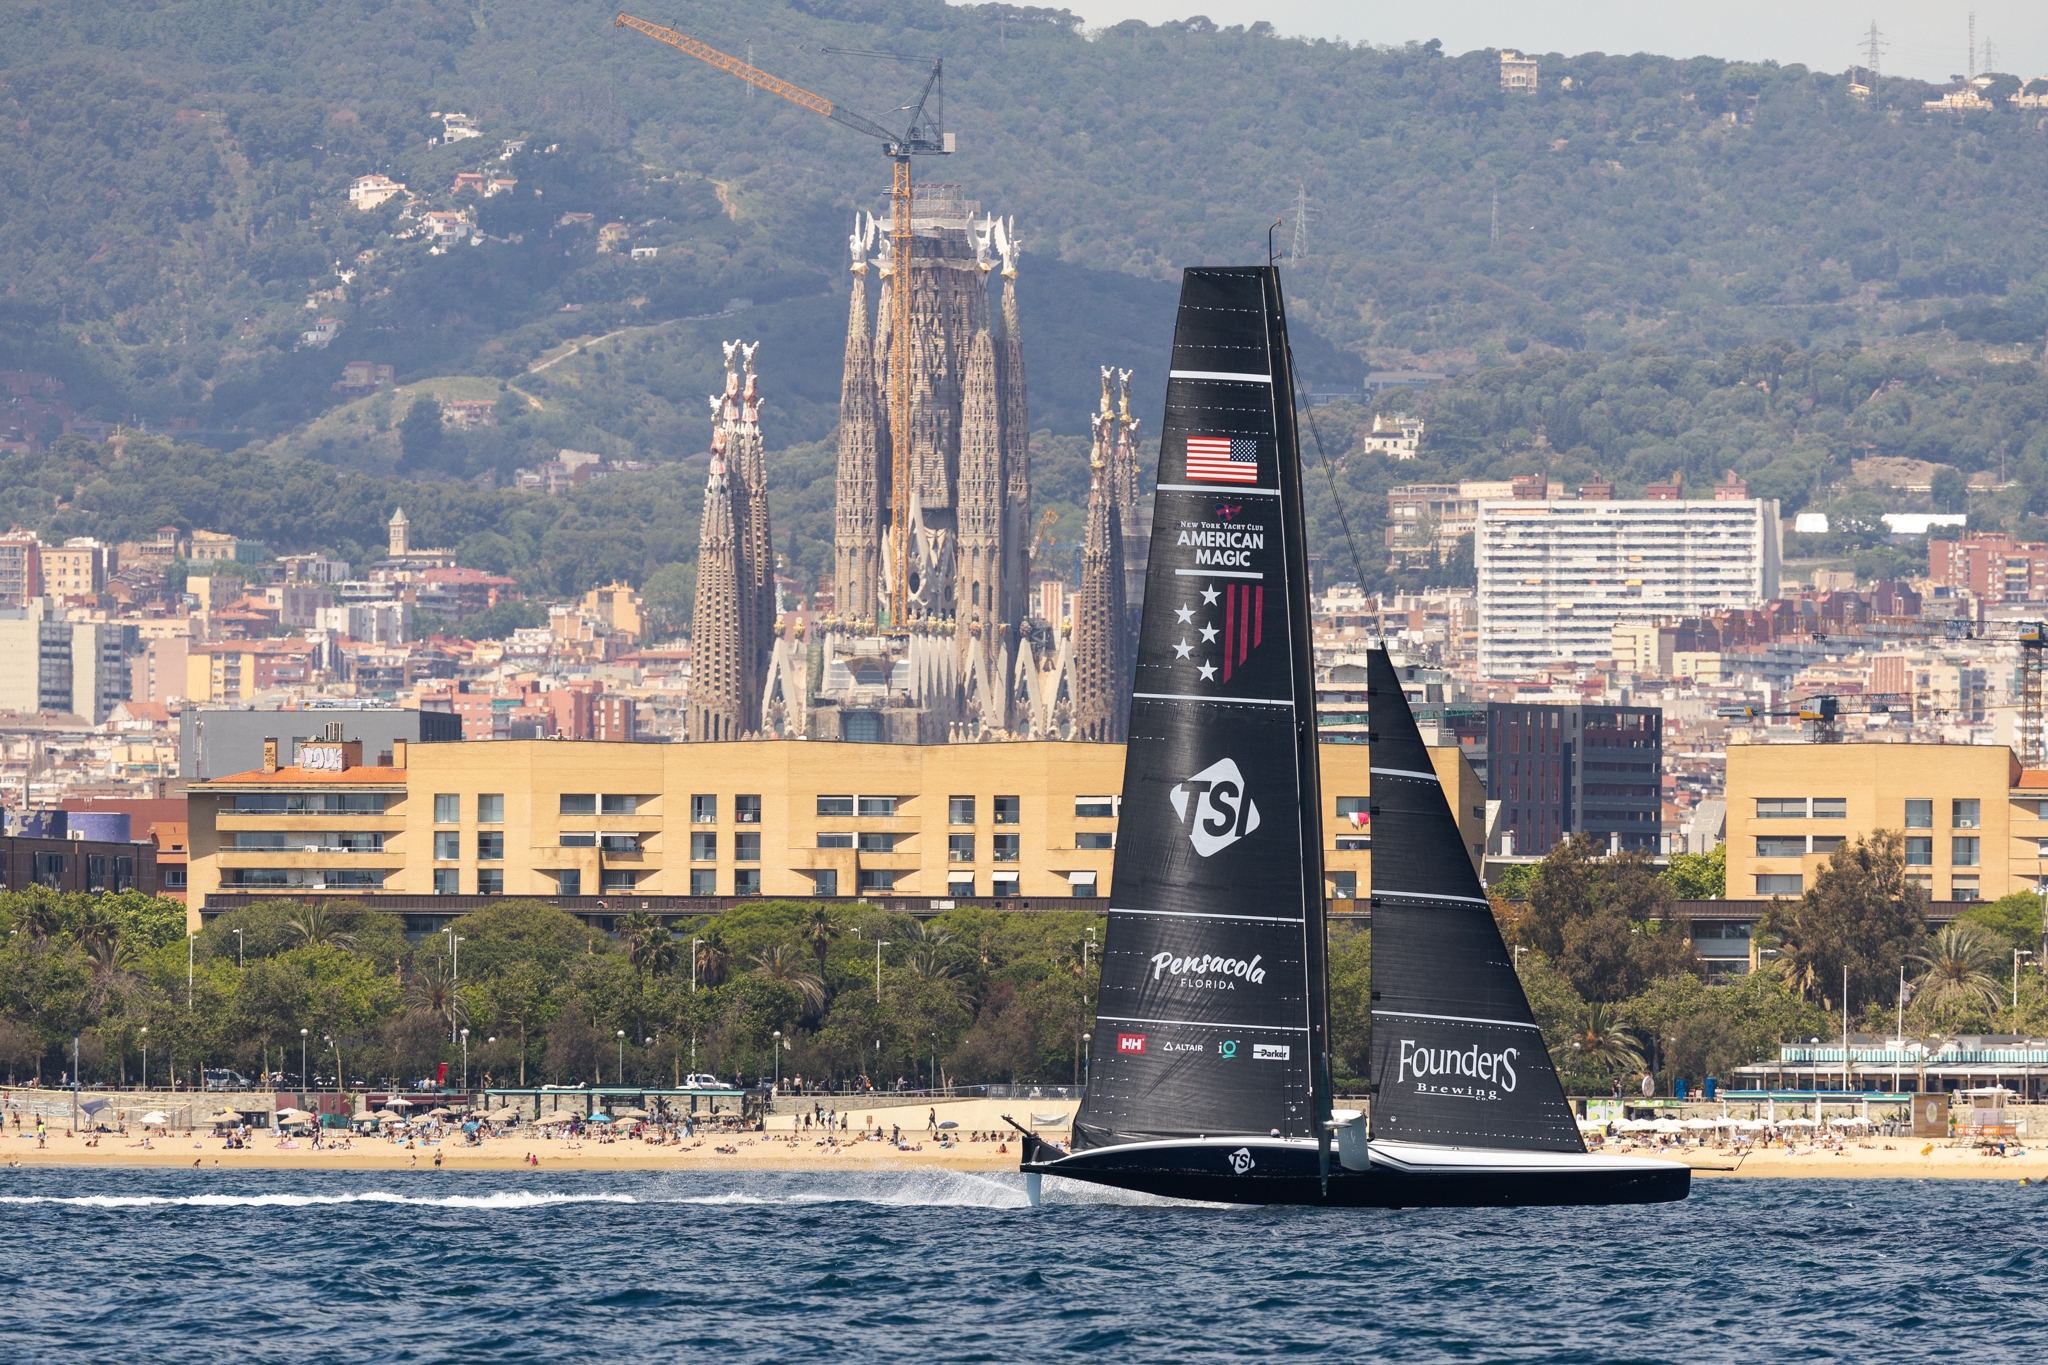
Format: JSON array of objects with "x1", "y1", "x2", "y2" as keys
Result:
[
  {"x1": 1732, "y1": 1036, "x2": 2048, "y2": 1099},
  {"x1": 484, "y1": 1086, "x2": 750, "y2": 1121}
]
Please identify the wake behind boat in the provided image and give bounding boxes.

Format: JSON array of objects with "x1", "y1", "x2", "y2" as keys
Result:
[{"x1": 1016, "y1": 264, "x2": 1687, "y2": 1209}]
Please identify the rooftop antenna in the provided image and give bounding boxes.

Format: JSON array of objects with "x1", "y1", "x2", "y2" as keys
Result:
[
  {"x1": 1290, "y1": 184, "x2": 1309, "y2": 262},
  {"x1": 1862, "y1": 21, "x2": 1885, "y2": 101},
  {"x1": 1968, "y1": 11, "x2": 1975, "y2": 81}
]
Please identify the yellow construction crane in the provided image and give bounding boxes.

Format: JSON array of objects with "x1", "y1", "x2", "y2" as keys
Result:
[
  {"x1": 1027, "y1": 507, "x2": 1059, "y2": 564},
  {"x1": 616, "y1": 14, "x2": 952, "y2": 631}
]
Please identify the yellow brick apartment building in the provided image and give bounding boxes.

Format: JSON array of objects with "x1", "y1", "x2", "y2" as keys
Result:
[
  {"x1": 1727, "y1": 740, "x2": 2048, "y2": 903},
  {"x1": 185, "y1": 738, "x2": 1486, "y2": 928}
]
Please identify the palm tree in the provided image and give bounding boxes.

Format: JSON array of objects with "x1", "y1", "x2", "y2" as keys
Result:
[
  {"x1": 1912, "y1": 924, "x2": 2003, "y2": 1018},
  {"x1": 286, "y1": 904, "x2": 356, "y2": 950},
  {"x1": 619, "y1": 912, "x2": 678, "y2": 977},
  {"x1": 14, "y1": 890, "x2": 63, "y2": 950},
  {"x1": 406, "y1": 953, "x2": 468, "y2": 1028},
  {"x1": 750, "y1": 944, "x2": 826, "y2": 1014},
  {"x1": 695, "y1": 934, "x2": 731, "y2": 989},
  {"x1": 799, "y1": 905, "x2": 841, "y2": 981},
  {"x1": 75, "y1": 901, "x2": 122, "y2": 957},
  {"x1": 1561, "y1": 1002, "x2": 1645, "y2": 1078},
  {"x1": 81, "y1": 936, "x2": 138, "y2": 1016}
]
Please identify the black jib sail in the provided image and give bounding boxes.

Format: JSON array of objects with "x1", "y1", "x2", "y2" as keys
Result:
[
  {"x1": 1070, "y1": 266, "x2": 1329, "y2": 1152},
  {"x1": 1365, "y1": 647, "x2": 1584, "y2": 1151}
]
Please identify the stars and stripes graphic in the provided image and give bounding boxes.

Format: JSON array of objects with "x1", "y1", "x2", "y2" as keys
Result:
[
  {"x1": 1222, "y1": 582, "x2": 1264, "y2": 682},
  {"x1": 1185, "y1": 435, "x2": 1260, "y2": 484}
]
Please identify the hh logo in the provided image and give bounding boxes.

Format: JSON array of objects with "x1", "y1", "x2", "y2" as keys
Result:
[
  {"x1": 1227, "y1": 1147, "x2": 1256, "y2": 1175},
  {"x1": 1116, "y1": 1033, "x2": 1147, "y2": 1055},
  {"x1": 1169, "y1": 757, "x2": 1262, "y2": 858}
]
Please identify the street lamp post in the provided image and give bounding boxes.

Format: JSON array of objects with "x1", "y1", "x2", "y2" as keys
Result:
[
  {"x1": 691, "y1": 938, "x2": 704, "y2": 993},
  {"x1": 876, "y1": 940, "x2": 890, "y2": 1003},
  {"x1": 232, "y1": 928, "x2": 244, "y2": 969},
  {"x1": 187, "y1": 933, "x2": 196, "y2": 1008},
  {"x1": 461, "y1": 1027, "x2": 470, "y2": 1093},
  {"x1": 2016, "y1": 950, "x2": 2035, "y2": 1011},
  {"x1": 140, "y1": 1027, "x2": 148, "y2": 1092},
  {"x1": 444, "y1": 930, "x2": 464, "y2": 1044},
  {"x1": 299, "y1": 1028, "x2": 309, "y2": 1107},
  {"x1": 1082, "y1": 1032, "x2": 1092, "y2": 1091},
  {"x1": 772, "y1": 1030, "x2": 782, "y2": 1094},
  {"x1": 616, "y1": 1029, "x2": 626, "y2": 1085}
]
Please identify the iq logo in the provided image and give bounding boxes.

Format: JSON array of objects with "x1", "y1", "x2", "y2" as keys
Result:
[
  {"x1": 1218, "y1": 1040, "x2": 1239, "y2": 1058},
  {"x1": 1116, "y1": 1033, "x2": 1148, "y2": 1055}
]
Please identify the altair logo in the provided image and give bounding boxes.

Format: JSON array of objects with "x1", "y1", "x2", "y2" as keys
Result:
[{"x1": 1169, "y1": 757, "x2": 1261, "y2": 857}]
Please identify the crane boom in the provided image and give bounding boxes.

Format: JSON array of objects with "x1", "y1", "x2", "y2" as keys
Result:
[{"x1": 616, "y1": 11, "x2": 952, "y2": 632}]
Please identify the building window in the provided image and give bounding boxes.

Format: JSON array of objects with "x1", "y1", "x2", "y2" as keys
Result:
[
  {"x1": 735, "y1": 795, "x2": 761, "y2": 824},
  {"x1": 1952, "y1": 879, "x2": 1979, "y2": 902},
  {"x1": 1077, "y1": 832, "x2": 1115, "y2": 850},
  {"x1": 949, "y1": 797, "x2": 976, "y2": 825},
  {"x1": 816, "y1": 832, "x2": 853, "y2": 849},
  {"x1": 1756, "y1": 874, "x2": 1803, "y2": 896},
  {"x1": 434, "y1": 868, "x2": 460, "y2": 895},
  {"x1": 1332, "y1": 870, "x2": 1358, "y2": 900},
  {"x1": 1068, "y1": 872, "x2": 1098, "y2": 899},
  {"x1": 811, "y1": 869, "x2": 838, "y2": 896},
  {"x1": 1952, "y1": 837, "x2": 1980, "y2": 867},
  {"x1": 844, "y1": 711, "x2": 883, "y2": 743},
  {"x1": 560, "y1": 794, "x2": 596, "y2": 815},
  {"x1": 994, "y1": 796, "x2": 1021, "y2": 825},
  {"x1": 1953, "y1": 799, "x2": 1981, "y2": 830},
  {"x1": 477, "y1": 869, "x2": 504, "y2": 894},
  {"x1": 1756, "y1": 837, "x2": 1807, "y2": 858},
  {"x1": 478, "y1": 794, "x2": 504, "y2": 824},
  {"x1": 734, "y1": 868, "x2": 761, "y2": 895},
  {"x1": 858, "y1": 832, "x2": 896, "y2": 853},
  {"x1": 1904, "y1": 799, "x2": 1933, "y2": 830},
  {"x1": 948, "y1": 874, "x2": 975, "y2": 897},
  {"x1": 2038, "y1": 837, "x2": 2048, "y2": 858},
  {"x1": 691, "y1": 795, "x2": 717, "y2": 824},
  {"x1": 560, "y1": 832, "x2": 595, "y2": 848},
  {"x1": 1335, "y1": 836, "x2": 1369, "y2": 851},
  {"x1": 435, "y1": 794, "x2": 461, "y2": 824},
  {"x1": 1809, "y1": 798, "x2": 1845, "y2": 819},
  {"x1": 1810, "y1": 836, "x2": 1844, "y2": 855},
  {"x1": 1075, "y1": 796, "x2": 1116, "y2": 819},
  {"x1": 1335, "y1": 797, "x2": 1369, "y2": 823},
  {"x1": 557, "y1": 869, "x2": 581, "y2": 896},
  {"x1": 858, "y1": 869, "x2": 897, "y2": 892},
  {"x1": 602, "y1": 870, "x2": 639, "y2": 893},
  {"x1": 993, "y1": 834, "x2": 1020, "y2": 863},
  {"x1": 857, "y1": 796, "x2": 897, "y2": 817},
  {"x1": 162, "y1": 867, "x2": 187, "y2": 890},
  {"x1": 735, "y1": 832, "x2": 760, "y2": 862},
  {"x1": 991, "y1": 872, "x2": 1019, "y2": 896},
  {"x1": 817, "y1": 795, "x2": 854, "y2": 817},
  {"x1": 434, "y1": 832, "x2": 461, "y2": 860},
  {"x1": 1755, "y1": 798, "x2": 1805, "y2": 819},
  {"x1": 949, "y1": 835, "x2": 975, "y2": 863},
  {"x1": 1905, "y1": 837, "x2": 1933, "y2": 867},
  {"x1": 691, "y1": 833, "x2": 717, "y2": 862},
  {"x1": 477, "y1": 832, "x2": 504, "y2": 861},
  {"x1": 599, "y1": 833, "x2": 639, "y2": 852},
  {"x1": 602, "y1": 795, "x2": 638, "y2": 816},
  {"x1": 689, "y1": 868, "x2": 717, "y2": 895}
]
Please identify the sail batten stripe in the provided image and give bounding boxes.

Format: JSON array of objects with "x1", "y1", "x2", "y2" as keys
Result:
[
  {"x1": 1132, "y1": 692, "x2": 1293, "y2": 707},
  {"x1": 1108, "y1": 907, "x2": 1306, "y2": 924},
  {"x1": 1156, "y1": 483, "x2": 1279, "y2": 496},
  {"x1": 1373, "y1": 1010, "x2": 1545, "y2": 1032},
  {"x1": 1173, "y1": 568, "x2": 1263, "y2": 579},
  {"x1": 1098, "y1": 1014, "x2": 1310, "y2": 1032},
  {"x1": 1370, "y1": 767, "x2": 1440, "y2": 782},
  {"x1": 1376, "y1": 889, "x2": 1492, "y2": 906},
  {"x1": 1168, "y1": 369, "x2": 1272, "y2": 383}
]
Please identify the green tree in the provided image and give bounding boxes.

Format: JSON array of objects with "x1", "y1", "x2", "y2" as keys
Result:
[
  {"x1": 1910, "y1": 924, "x2": 2005, "y2": 1026},
  {"x1": 1663, "y1": 844, "x2": 1726, "y2": 900},
  {"x1": 399, "y1": 395, "x2": 442, "y2": 466},
  {"x1": 1763, "y1": 830, "x2": 1925, "y2": 1013},
  {"x1": 1959, "y1": 892, "x2": 2046, "y2": 955}
]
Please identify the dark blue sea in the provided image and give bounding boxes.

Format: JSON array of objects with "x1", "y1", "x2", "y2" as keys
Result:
[{"x1": 1, "y1": 1168, "x2": 2039, "y2": 1361}]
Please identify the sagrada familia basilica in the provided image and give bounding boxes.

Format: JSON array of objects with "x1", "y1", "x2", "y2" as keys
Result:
[{"x1": 687, "y1": 185, "x2": 1144, "y2": 744}]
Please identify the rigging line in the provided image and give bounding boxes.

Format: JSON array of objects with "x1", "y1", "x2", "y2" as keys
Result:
[{"x1": 1287, "y1": 343, "x2": 1367, "y2": 589}]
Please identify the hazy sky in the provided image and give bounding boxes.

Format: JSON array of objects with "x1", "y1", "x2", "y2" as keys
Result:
[{"x1": 1064, "y1": 1, "x2": 2044, "y2": 84}]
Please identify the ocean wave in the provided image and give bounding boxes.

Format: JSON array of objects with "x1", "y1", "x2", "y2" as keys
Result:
[{"x1": 0, "y1": 1190, "x2": 640, "y2": 1210}]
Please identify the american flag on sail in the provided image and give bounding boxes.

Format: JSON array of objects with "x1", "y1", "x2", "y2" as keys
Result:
[{"x1": 1185, "y1": 435, "x2": 1260, "y2": 484}]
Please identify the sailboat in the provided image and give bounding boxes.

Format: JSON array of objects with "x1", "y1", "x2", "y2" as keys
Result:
[{"x1": 1014, "y1": 265, "x2": 1689, "y2": 1207}]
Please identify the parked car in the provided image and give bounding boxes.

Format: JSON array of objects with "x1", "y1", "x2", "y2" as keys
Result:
[
  {"x1": 203, "y1": 1068, "x2": 253, "y2": 1092},
  {"x1": 682, "y1": 1074, "x2": 725, "y2": 1090}
]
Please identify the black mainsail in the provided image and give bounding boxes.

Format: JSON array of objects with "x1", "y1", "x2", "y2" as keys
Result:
[
  {"x1": 1364, "y1": 647, "x2": 1584, "y2": 1151},
  {"x1": 1070, "y1": 266, "x2": 1330, "y2": 1153}
]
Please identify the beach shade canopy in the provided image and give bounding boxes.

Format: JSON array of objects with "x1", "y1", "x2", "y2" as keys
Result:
[
  {"x1": 425, "y1": 1107, "x2": 453, "y2": 1118},
  {"x1": 613, "y1": 1107, "x2": 649, "y2": 1120},
  {"x1": 585, "y1": 1113, "x2": 612, "y2": 1123},
  {"x1": 274, "y1": 1108, "x2": 314, "y2": 1125},
  {"x1": 80, "y1": 1098, "x2": 113, "y2": 1119},
  {"x1": 1830, "y1": 1115, "x2": 1870, "y2": 1126},
  {"x1": 1683, "y1": 1118, "x2": 1721, "y2": 1130},
  {"x1": 535, "y1": 1111, "x2": 580, "y2": 1125},
  {"x1": 1029, "y1": 1113, "x2": 1070, "y2": 1127},
  {"x1": 139, "y1": 1111, "x2": 169, "y2": 1125},
  {"x1": 1736, "y1": 1119, "x2": 1770, "y2": 1130},
  {"x1": 382, "y1": 1096, "x2": 414, "y2": 1109},
  {"x1": 205, "y1": 1110, "x2": 242, "y2": 1125},
  {"x1": 1783, "y1": 1117, "x2": 1819, "y2": 1127},
  {"x1": 484, "y1": 1107, "x2": 521, "y2": 1122},
  {"x1": 937, "y1": 1120, "x2": 960, "y2": 1129},
  {"x1": 376, "y1": 1111, "x2": 406, "y2": 1125},
  {"x1": 1575, "y1": 1119, "x2": 1607, "y2": 1131},
  {"x1": 461, "y1": 1121, "x2": 480, "y2": 1133}
]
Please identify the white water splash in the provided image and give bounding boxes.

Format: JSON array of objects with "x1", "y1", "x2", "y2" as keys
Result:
[{"x1": 0, "y1": 1190, "x2": 639, "y2": 1211}]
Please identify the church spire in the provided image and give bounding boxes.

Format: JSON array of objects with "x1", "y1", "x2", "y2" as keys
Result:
[
  {"x1": 995, "y1": 217, "x2": 1030, "y2": 645},
  {"x1": 833, "y1": 214, "x2": 882, "y2": 628},
  {"x1": 689, "y1": 431, "x2": 746, "y2": 743},
  {"x1": 1071, "y1": 370, "x2": 1128, "y2": 743}
]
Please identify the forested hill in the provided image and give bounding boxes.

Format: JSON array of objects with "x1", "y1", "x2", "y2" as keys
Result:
[{"x1": 6, "y1": 0, "x2": 2046, "y2": 457}]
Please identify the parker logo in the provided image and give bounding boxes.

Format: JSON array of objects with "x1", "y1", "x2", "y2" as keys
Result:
[
  {"x1": 1226, "y1": 1147, "x2": 1256, "y2": 1175},
  {"x1": 1252, "y1": 1043, "x2": 1291, "y2": 1061},
  {"x1": 1168, "y1": 757, "x2": 1262, "y2": 857},
  {"x1": 1116, "y1": 1033, "x2": 1147, "y2": 1055}
]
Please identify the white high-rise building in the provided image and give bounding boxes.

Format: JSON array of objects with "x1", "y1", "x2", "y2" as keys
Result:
[{"x1": 1476, "y1": 498, "x2": 1781, "y2": 677}]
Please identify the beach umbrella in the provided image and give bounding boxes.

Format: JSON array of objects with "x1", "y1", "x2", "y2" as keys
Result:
[
  {"x1": 1683, "y1": 1118, "x2": 1719, "y2": 1130},
  {"x1": 205, "y1": 1110, "x2": 241, "y2": 1125},
  {"x1": 613, "y1": 1107, "x2": 649, "y2": 1120},
  {"x1": 425, "y1": 1106, "x2": 453, "y2": 1118},
  {"x1": 535, "y1": 1111, "x2": 579, "y2": 1125},
  {"x1": 376, "y1": 1111, "x2": 405, "y2": 1125},
  {"x1": 274, "y1": 1108, "x2": 314, "y2": 1125},
  {"x1": 139, "y1": 1111, "x2": 169, "y2": 1126},
  {"x1": 1736, "y1": 1119, "x2": 1770, "y2": 1130},
  {"x1": 938, "y1": 1120, "x2": 960, "y2": 1129},
  {"x1": 585, "y1": 1113, "x2": 612, "y2": 1123},
  {"x1": 383, "y1": 1096, "x2": 414, "y2": 1109},
  {"x1": 1784, "y1": 1117, "x2": 1819, "y2": 1127}
]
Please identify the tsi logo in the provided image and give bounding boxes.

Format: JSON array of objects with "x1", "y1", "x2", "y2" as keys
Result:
[
  {"x1": 1226, "y1": 1147, "x2": 1256, "y2": 1175},
  {"x1": 1116, "y1": 1033, "x2": 1148, "y2": 1055},
  {"x1": 1169, "y1": 757, "x2": 1262, "y2": 857},
  {"x1": 1252, "y1": 1044, "x2": 1291, "y2": 1062}
]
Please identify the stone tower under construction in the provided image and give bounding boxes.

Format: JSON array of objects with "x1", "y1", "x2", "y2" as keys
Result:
[{"x1": 689, "y1": 341, "x2": 778, "y2": 742}]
